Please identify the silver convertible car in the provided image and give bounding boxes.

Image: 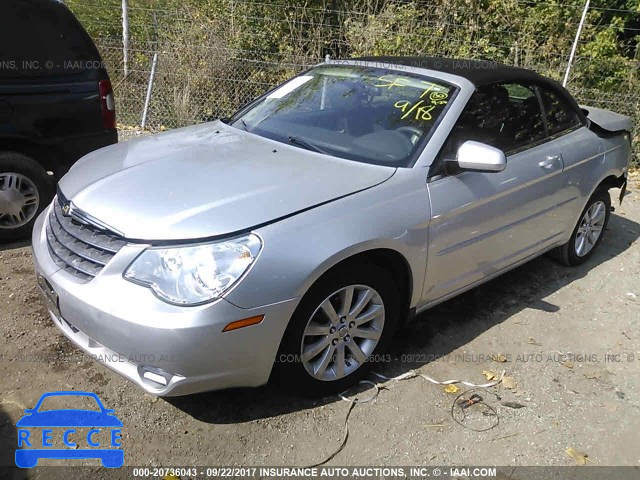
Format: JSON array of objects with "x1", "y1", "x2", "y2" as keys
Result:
[{"x1": 32, "y1": 57, "x2": 632, "y2": 396}]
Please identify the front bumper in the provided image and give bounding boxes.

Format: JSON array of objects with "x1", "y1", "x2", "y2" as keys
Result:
[{"x1": 31, "y1": 208, "x2": 298, "y2": 396}]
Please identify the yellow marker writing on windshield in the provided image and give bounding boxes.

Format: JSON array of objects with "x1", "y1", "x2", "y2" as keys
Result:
[
  {"x1": 429, "y1": 91, "x2": 449, "y2": 104},
  {"x1": 419, "y1": 82, "x2": 437, "y2": 98},
  {"x1": 394, "y1": 100, "x2": 436, "y2": 121},
  {"x1": 375, "y1": 75, "x2": 411, "y2": 89}
]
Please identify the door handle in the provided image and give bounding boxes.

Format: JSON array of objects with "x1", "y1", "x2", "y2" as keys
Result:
[{"x1": 539, "y1": 155, "x2": 562, "y2": 170}]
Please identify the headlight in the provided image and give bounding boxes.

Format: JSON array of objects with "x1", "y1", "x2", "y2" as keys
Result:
[{"x1": 124, "y1": 234, "x2": 262, "y2": 305}]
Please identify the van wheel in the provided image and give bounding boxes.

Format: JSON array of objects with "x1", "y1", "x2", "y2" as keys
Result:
[
  {"x1": 275, "y1": 263, "x2": 400, "y2": 397},
  {"x1": 0, "y1": 152, "x2": 53, "y2": 241},
  {"x1": 553, "y1": 189, "x2": 611, "y2": 266}
]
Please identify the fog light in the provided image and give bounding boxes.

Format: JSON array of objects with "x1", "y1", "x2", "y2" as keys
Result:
[{"x1": 138, "y1": 366, "x2": 171, "y2": 388}]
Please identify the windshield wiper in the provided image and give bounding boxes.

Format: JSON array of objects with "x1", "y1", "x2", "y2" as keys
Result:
[{"x1": 287, "y1": 136, "x2": 327, "y2": 154}]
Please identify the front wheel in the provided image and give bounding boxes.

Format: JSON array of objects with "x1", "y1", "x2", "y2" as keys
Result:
[
  {"x1": 553, "y1": 189, "x2": 611, "y2": 266},
  {"x1": 275, "y1": 263, "x2": 400, "y2": 396}
]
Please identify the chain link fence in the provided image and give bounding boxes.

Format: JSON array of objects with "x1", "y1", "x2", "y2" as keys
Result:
[{"x1": 70, "y1": 1, "x2": 639, "y2": 165}]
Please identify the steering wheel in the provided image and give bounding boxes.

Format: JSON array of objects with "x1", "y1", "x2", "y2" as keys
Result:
[{"x1": 396, "y1": 126, "x2": 423, "y2": 145}]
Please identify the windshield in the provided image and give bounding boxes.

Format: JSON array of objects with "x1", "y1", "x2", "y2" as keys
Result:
[{"x1": 231, "y1": 65, "x2": 456, "y2": 166}]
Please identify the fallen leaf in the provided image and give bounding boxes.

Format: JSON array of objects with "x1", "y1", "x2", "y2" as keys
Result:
[
  {"x1": 528, "y1": 338, "x2": 542, "y2": 346},
  {"x1": 502, "y1": 376, "x2": 517, "y2": 390},
  {"x1": 493, "y1": 353, "x2": 508, "y2": 363},
  {"x1": 601, "y1": 401, "x2": 618, "y2": 413},
  {"x1": 566, "y1": 447, "x2": 591, "y2": 465},
  {"x1": 482, "y1": 370, "x2": 497, "y2": 380},
  {"x1": 561, "y1": 361, "x2": 574, "y2": 369},
  {"x1": 502, "y1": 401, "x2": 526, "y2": 409},
  {"x1": 444, "y1": 384, "x2": 460, "y2": 394},
  {"x1": 583, "y1": 372, "x2": 601, "y2": 380}
]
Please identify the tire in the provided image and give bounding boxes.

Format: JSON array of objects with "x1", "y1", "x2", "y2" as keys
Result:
[
  {"x1": 553, "y1": 189, "x2": 611, "y2": 266},
  {"x1": 275, "y1": 263, "x2": 401, "y2": 397},
  {"x1": 0, "y1": 151, "x2": 54, "y2": 241}
]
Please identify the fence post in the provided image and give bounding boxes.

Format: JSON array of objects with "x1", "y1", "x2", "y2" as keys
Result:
[
  {"x1": 563, "y1": 0, "x2": 590, "y2": 87},
  {"x1": 122, "y1": 0, "x2": 130, "y2": 77},
  {"x1": 141, "y1": 53, "x2": 158, "y2": 129},
  {"x1": 230, "y1": 0, "x2": 235, "y2": 38}
]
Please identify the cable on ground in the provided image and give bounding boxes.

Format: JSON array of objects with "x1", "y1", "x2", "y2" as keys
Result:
[{"x1": 307, "y1": 369, "x2": 505, "y2": 466}]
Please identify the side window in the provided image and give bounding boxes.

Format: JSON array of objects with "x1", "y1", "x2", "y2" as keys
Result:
[
  {"x1": 537, "y1": 86, "x2": 581, "y2": 135},
  {"x1": 502, "y1": 83, "x2": 546, "y2": 148},
  {"x1": 438, "y1": 82, "x2": 546, "y2": 164}
]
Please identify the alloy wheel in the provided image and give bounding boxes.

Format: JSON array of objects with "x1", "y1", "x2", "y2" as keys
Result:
[
  {"x1": 0, "y1": 172, "x2": 40, "y2": 229},
  {"x1": 574, "y1": 200, "x2": 606, "y2": 257},
  {"x1": 300, "y1": 284, "x2": 385, "y2": 381}
]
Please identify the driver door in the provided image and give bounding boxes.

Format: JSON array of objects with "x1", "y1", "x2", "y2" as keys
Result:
[{"x1": 422, "y1": 82, "x2": 566, "y2": 303}]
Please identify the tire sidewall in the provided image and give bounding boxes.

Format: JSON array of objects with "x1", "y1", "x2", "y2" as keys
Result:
[
  {"x1": 0, "y1": 152, "x2": 53, "y2": 241},
  {"x1": 275, "y1": 263, "x2": 401, "y2": 396}
]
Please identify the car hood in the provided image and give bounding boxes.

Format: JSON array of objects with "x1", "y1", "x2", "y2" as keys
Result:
[{"x1": 59, "y1": 122, "x2": 396, "y2": 241}]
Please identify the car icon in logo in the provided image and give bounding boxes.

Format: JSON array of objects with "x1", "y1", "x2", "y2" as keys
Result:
[{"x1": 15, "y1": 391, "x2": 123, "y2": 468}]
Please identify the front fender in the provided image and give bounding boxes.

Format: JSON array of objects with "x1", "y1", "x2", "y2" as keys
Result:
[{"x1": 224, "y1": 168, "x2": 432, "y2": 310}]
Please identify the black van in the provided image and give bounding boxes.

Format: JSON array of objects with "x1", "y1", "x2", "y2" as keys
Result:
[{"x1": 0, "y1": 0, "x2": 117, "y2": 241}]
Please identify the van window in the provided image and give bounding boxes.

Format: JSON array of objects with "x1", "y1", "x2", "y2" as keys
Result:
[{"x1": 0, "y1": 1, "x2": 100, "y2": 78}]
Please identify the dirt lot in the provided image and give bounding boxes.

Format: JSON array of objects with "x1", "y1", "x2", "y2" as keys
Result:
[{"x1": 1, "y1": 180, "x2": 640, "y2": 478}]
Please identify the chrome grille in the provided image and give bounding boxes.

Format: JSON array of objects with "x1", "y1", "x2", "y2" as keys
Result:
[{"x1": 46, "y1": 197, "x2": 126, "y2": 281}]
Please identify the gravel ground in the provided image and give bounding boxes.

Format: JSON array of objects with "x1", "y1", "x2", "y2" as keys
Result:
[{"x1": 1, "y1": 176, "x2": 639, "y2": 478}]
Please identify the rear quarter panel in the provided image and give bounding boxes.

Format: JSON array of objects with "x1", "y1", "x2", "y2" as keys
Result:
[{"x1": 561, "y1": 127, "x2": 631, "y2": 234}]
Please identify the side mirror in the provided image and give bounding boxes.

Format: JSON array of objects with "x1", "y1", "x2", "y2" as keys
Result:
[{"x1": 448, "y1": 140, "x2": 506, "y2": 173}]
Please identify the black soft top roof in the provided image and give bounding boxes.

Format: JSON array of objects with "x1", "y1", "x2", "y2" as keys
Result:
[
  {"x1": 351, "y1": 56, "x2": 585, "y2": 122},
  {"x1": 352, "y1": 56, "x2": 551, "y2": 87}
]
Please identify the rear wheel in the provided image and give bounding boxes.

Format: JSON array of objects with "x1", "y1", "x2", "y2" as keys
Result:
[
  {"x1": 0, "y1": 152, "x2": 53, "y2": 241},
  {"x1": 553, "y1": 189, "x2": 611, "y2": 266},
  {"x1": 275, "y1": 263, "x2": 400, "y2": 396}
]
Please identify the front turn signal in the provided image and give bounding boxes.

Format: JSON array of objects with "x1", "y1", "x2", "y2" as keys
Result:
[{"x1": 222, "y1": 315, "x2": 265, "y2": 332}]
